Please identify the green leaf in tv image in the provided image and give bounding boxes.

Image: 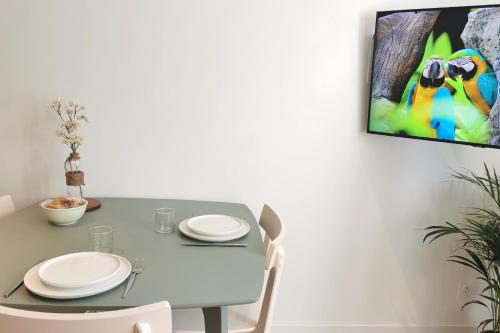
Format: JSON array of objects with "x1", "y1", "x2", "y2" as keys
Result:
[{"x1": 369, "y1": 7, "x2": 499, "y2": 145}]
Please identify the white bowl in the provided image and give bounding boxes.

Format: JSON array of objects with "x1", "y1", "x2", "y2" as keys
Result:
[{"x1": 39, "y1": 199, "x2": 88, "y2": 225}]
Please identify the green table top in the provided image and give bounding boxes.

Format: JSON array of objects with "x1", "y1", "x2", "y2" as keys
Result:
[{"x1": 0, "y1": 198, "x2": 265, "y2": 312}]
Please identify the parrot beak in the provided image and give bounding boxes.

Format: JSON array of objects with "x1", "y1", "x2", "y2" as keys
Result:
[
  {"x1": 429, "y1": 61, "x2": 441, "y2": 84},
  {"x1": 447, "y1": 64, "x2": 460, "y2": 81}
]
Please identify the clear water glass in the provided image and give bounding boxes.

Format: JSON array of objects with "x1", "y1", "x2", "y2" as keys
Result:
[
  {"x1": 89, "y1": 226, "x2": 114, "y2": 252},
  {"x1": 155, "y1": 208, "x2": 176, "y2": 233}
]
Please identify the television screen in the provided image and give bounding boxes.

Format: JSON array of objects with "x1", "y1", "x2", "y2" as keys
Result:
[{"x1": 367, "y1": 5, "x2": 499, "y2": 148}]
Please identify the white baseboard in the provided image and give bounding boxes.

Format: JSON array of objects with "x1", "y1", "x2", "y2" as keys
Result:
[{"x1": 271, "y1": 325, "x2": 476, "y2": 333}]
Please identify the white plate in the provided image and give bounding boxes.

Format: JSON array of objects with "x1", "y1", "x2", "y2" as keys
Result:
[
  {"x1": 179, "y1": 217, "x2": 250, "y2": 242},
  {"x1": 187, "y1": 215, "x2": 244, "y2": 236},
  {"x1": 24, "y1": 255, "x2": 131, "y2": 300},
  {"x1": 38, "y1": 252, "x2": 121, "y2": 289}
]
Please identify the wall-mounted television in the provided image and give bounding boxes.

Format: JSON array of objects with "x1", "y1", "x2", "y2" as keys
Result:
[{"x1": 367, "y1": 5, "x2": 499, "y2": 148}]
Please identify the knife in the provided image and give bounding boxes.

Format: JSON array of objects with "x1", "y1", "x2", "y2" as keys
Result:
[
  {"x1": 181, "y1": 243, "x2": 247, "y2": 247},
  {"x1": 4, "y1": 258, "x2": 45, "y2": 298}
]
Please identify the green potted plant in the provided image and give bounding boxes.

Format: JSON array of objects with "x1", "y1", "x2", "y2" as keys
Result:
[{"x1": 424, "y1": 164, "x2": 500, "y2": 333}]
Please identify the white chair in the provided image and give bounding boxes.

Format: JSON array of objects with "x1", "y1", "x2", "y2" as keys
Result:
[
  {"x1": 259, "y1": 204, "x2": 285, "y2": 270},
  {"x1": 0, "y1": 301, "x2": 172, "y2": 333},
  {"x1": 0, "y1": 194, "x2": 15, "y2": 219},
  {"x1": 173, "y1": 204, "x2": 286, "y2": 333}
]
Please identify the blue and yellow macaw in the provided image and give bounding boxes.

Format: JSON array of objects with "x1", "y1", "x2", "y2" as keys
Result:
[
  {"x1": 448, "y1": 49, "x2": 498, "y2": 116},
  {"x1": 406, "y1": 57, "x2": 455, "y2": 140}
]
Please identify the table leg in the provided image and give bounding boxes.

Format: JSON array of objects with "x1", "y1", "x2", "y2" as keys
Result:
[{"x1": 202, "y1": 306, "x2": 228, "y2": 333}]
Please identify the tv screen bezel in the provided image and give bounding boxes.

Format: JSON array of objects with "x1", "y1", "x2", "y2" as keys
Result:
[{"x1": 366, "y1": 4, "x2": 500, "y2": 149}]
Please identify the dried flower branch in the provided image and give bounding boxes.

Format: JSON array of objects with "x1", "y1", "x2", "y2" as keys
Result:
[{"x1": 49, "y1": 97, "x2": 88, "y2": 154}]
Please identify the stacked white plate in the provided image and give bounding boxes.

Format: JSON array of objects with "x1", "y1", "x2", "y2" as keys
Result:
[
  {"x1": 179, "y1": 215, "x2": 250, "y2": 242},
  {"x1": 24, "y1": 252, "x2": 132, "y2": 299}
]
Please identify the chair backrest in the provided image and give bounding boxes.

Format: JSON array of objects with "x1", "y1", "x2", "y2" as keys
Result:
[
  {"x1": 255, "y1": 246, "x2": 285, "y2": 333},
  {"x1": 0, "y1": 301, "x2": 172, "y2": 333},
  {"x1": 0, "y1": 195, "x2": 15, "y2": 219},
  {"x1": 259, "y1": 204, "x2": 285, "y2": 269}
]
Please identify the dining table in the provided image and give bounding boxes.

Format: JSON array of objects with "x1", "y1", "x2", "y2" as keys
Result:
[{"x1": 0, "y1": 197, "x2": 266, "y2": 333}]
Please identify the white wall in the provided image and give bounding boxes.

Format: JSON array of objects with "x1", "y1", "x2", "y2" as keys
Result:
[{"x1": 1, "y1": 0, "x2": 499, "y2": 331}]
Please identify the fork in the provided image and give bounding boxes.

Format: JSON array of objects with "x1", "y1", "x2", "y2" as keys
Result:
[{"x1": 121, "y1": 258, "x2": 144, "y2": 299}]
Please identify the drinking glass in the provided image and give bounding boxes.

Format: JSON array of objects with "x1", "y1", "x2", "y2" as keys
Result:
[
  {"x1": 155, "y1": 208, "x2": 176, "y2": 233},
  {"x1": 89, "y1": 226, "x2": 114, "y2": 252}
]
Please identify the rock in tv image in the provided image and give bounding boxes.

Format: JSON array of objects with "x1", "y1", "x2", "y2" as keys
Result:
[{"x1": 368, "y1": 6, "x2": 499, "y2": 147}]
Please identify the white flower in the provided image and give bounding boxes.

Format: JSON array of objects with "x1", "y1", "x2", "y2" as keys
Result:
[
  {"x1": 63, "y1": 134, "x2": 84, "y2": 145},
  {"x1": 56, "y1": 126, "x2": 66, "y2": 137},
  {"x1": 64, "y1": 120, "x2": 80, "y2": 131},
  {"x1": 65, "y1": 103, "x2": 75, "y2": 113},
  {"x1": 50, "y1": 97, "x2": 62, "y2": 109}
]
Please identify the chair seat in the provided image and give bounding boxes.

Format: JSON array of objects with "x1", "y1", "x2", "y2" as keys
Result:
[{"x1": 172, "y1": 302, "x2": 261, "y2": 333}]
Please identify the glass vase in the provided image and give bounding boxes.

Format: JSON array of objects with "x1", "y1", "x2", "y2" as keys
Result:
[{"x1": 64, "y1": 152, "x2": 84, "y2": 199}]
